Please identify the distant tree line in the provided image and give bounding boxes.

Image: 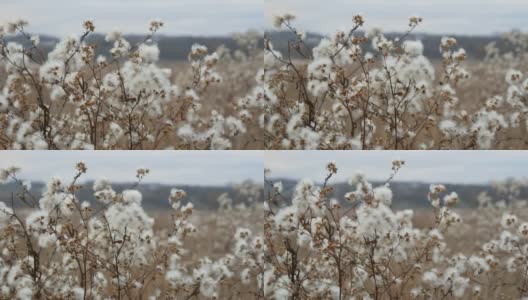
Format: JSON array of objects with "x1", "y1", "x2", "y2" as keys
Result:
[
  {"x1": 5, "y1": 33, "x2": 264, "y2": 61},
  {"x1": 266, "y1": 178, "x2": 528, "y2": 209},
  {"x1": 267, "y1": 30, "x2": 515, "y2": 60},
  {"x1": 0, "y1": 181, "x2": 261, "y2": 210}
]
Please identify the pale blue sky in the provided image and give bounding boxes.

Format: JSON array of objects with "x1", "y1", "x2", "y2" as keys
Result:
[
  {"x1": 266, "y1": 151, "x2": 528, "y2": 184},
  {"x1": 266, "y1": 0, "x2": 528, "y2": 35},
  {"x1": 1, "y1": 151, "x2": 263, "y2": 186},
  {"x1": 0, "y1": 0, "x2": 263, "y2": 36}
]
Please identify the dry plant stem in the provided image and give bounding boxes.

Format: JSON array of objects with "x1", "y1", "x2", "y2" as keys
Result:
[
  {"x1": 0, "y1": 163, "x2": 264, "y2": 299},
  {"x1": 264, "y1": 160, "x2": 528, "y2": 298},
  {"x1": 265, "y1": 14, "x2": 528, "y2": 149},
  {"x1": 0, "y1": 19, "x2": 262, "y2": 149}
]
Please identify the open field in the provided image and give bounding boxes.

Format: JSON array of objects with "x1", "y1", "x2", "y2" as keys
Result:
[
  {"x1": 265, "y1": 161, "x2": 528, "y2": 299},
  {"x1": 265, "y1": 14, "x2": 528, "y2": 149},
  {"x1": 0, "y1": 21, "x2": 264, "y2": 150},
  {"x1": 0, "y1": 163, "x2": 264, "y2": 299}
]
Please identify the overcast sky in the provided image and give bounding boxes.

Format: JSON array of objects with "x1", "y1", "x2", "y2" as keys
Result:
[
  {"x1": 1, "y1": 151, "x2": 263, "y2": 186},
  {"x1": 0, "y1": 0, "x2": 263, "y2": 36},
  {"x1": 266, "y1": 151, "x2": 528, "y2": 184},
  {"x1": 3, "y1": 150, "x2": 527, "y2": 186},
  {"x1": 266, "y1": 0, "x2": 528, "y2": 35},
  {"x1": 2, "y1": 1, "x2": 525, "y2": 37}
]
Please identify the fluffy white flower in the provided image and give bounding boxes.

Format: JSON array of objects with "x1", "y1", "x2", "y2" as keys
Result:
[
  {"x1": 373, "y1": 185, "x2": 393, "y2": 206},
  {"x1": 403, "y1": 40, "x2": 424, "y2": 57},
  {"x1": 138, "y1": 44, "x2": 160, "y2": 63},
  {"x1": 122, "y1": 189, "x2": 142, "y2": 204}
]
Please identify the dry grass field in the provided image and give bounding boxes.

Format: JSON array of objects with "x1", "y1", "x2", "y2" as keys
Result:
[
  {"x1": 0, "y1": 163, "x2": 264, "y2": 299},
  {"x1": 2, "y1": 207, "x2": 264, "y2": 299},
  {"x1": 265, "y1": 14, "x2": 528, "y2": 150},
  {"x1": 265, "y1": 161, "x2": 528, "y2": 299},
  {"x1": 0, "y1": 20, "x2": 264, "y2": 150}
]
